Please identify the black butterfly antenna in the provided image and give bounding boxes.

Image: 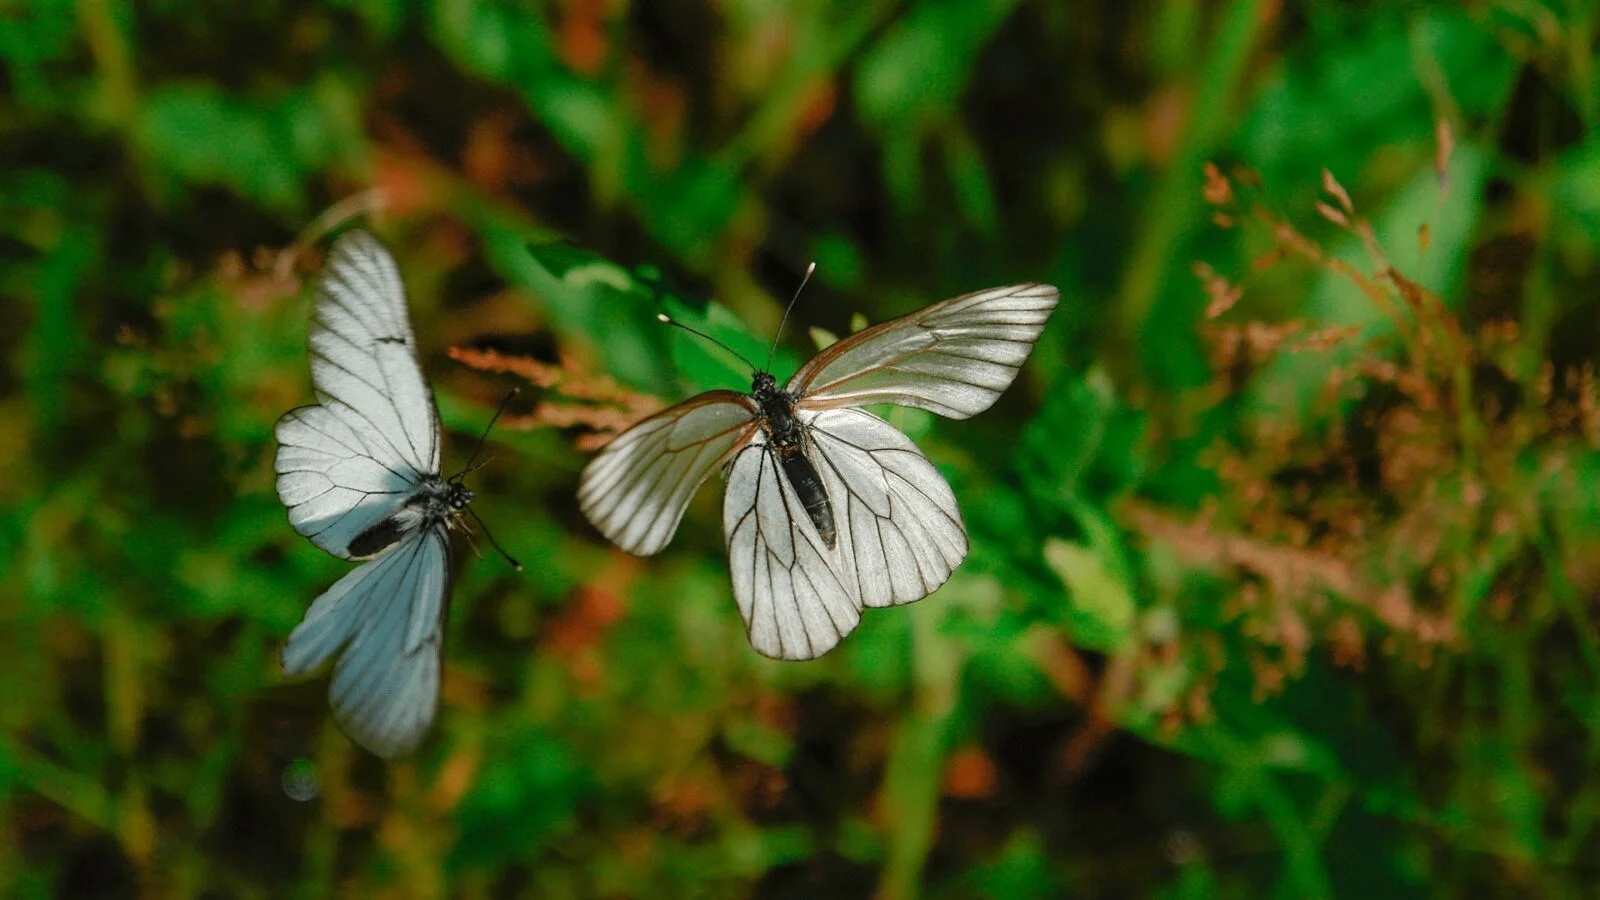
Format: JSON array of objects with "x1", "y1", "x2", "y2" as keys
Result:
[
  {"x1": 451, "y1": 387, "x2": 523, "y2": 572},
  {"x1": 655, "y1": 313, "x2": 761, "y2": 374},
  {"x1": 766, "y1": 261, "x2": 816, "y2": 372},
  {"x1": 465, "y1": 506, "x2": 521, "y2": 572},
  {"x1": 655, "y1": 261, "x2": 818, "y2": 375},
  {"x1": 454, "y1": 387, "x2": 520, "y2": 479}
]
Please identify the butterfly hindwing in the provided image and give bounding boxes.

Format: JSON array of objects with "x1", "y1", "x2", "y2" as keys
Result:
[
  {"x1": 282, "y1": 527, "x2": 449, "y2": 758},
  {"x1": 804, "y1": 407, "x2": 967, "y2": 609},
  {"x1": 719, "y1": 408, "x2": 968, "y2": 659},
  {"x1": 724, "y1": 441, "x2": 860, "y2": 660},
  {"x1": 275, "y1": 405, "x2": 423, "y2": 559}
]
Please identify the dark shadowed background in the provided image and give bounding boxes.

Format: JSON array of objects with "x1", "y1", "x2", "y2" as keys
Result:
[{"x1": 6, "y1": 1, "x2": 1600, "y2": 896}]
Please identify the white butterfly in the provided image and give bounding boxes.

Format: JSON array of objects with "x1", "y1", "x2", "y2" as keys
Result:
[
  {"x1": 578, "y1": 281, "x2": 1059, "y2": 660},
  {"x1": 274, "y1": 229, "x2": 513, "y2": 758}
]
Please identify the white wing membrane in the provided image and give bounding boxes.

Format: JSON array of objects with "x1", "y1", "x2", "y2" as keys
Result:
[
  {"x1": 787, "y1": 283, "x2": 1058, "y2": 419},
  {"x1": 282, "y1": 528, "x2": 449, "y2": 758},
  {"x1": 276, "y1": 406, "x2": 420, "y2": 559},
  {"x1": 719, "y1": 410, "x2": 969, "y2": 660},
  {"x1": 276, "y1": 230, "x2": 442, "y2": 558},
  {"x1": 309, "y1": 231, "x2": 438, "y2": 471},
  {"x1": 579, "y1": 391, "x2": 760, "y2": 556},
  {"x1": 723, "y1": 442, "x2": 861, "y2": 660},
  {"x1": 806, "y1": 408, "x2": 967, "y2": 608}
]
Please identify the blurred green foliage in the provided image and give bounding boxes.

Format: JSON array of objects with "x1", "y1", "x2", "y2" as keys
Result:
[{"x1": 5, "y1": 0, "x2": 1600, "y2": 897}]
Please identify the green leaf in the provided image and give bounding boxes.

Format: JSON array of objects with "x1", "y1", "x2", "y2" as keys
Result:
[
  {"x1": 448, "y1": 729, "x2": 589, "y2": 873},
  {"x1": 135, "y1": 86, "x2": 314, "y2": 212},
  {"x1": 517, "y1": 238, "x2": 673, "y2": 390},
  {"x1": 722, "y1": 717, "x2": 793, "y2": 768},
  {"x1": 1042, "y1": 538, "x2": 1136, "y2": 652},
  {"x1": 659, "y1": 291, "x2": 770, "y2": 393},
  {"x1": 963, "y1": 831, "x2": 1058, "y2": 900},
  {"x1": 1016, "y1": 366, "x2": 1124, "y2": 514},
  {"x1": 854, "y1": 0, "x2": 1023, "y2": 128}
]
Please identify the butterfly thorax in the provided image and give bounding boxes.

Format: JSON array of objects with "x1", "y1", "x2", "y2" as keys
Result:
[
  {"x1": 750, "y1": 371, "x2": 837, "y2": 548},
  {"x1": 751, "y1": 372, "x2": 799, "y2": 445},
  {"x1": 347, "y1": 477, "x2": 471, "y2": 559}
]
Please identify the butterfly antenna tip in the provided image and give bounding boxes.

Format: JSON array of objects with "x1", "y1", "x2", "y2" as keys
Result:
[
  {"x1": 466, "y1": 507, "x2": 521, "y2": 572},
  {"x1": 655, "y1": 311, "x2": 758, "y2": 372},
  {"x1": 767, "y1": 262, "x2": 817, "y2": 370}
]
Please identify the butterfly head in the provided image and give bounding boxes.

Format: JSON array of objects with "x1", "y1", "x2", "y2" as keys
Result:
[
  {"x1": 751, "y1": 371, "x2": 779, "y2": 399},
  {"x1": 445, "y1": 481, "x2": 474, "y2": 511}
]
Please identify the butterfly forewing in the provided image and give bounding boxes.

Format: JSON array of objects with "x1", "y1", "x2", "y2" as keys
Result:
[
  {"x1": 787, "y1": 283, "x2": 1059, "y2": 418},
  {"x1": 276, "y1": 231, "x2": 444, "y2": 560},
  {"x1": 578, "y1": 390, "x2": 760, "y2": 556},
  {"x1": 310, "y1": 230, "x2": 440, "y2": 474}
]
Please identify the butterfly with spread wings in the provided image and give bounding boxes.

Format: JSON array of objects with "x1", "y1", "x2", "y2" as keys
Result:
[
  {"x1": 274, "y1": 229, "x2": 516, "y2": 757},
  {"x1": 578, "y1": 280, "x2": 1058, "y2": 660}
]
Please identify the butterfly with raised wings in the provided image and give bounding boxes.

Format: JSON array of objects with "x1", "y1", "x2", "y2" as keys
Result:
[
  {"x1": 578, "y1": 279, "x2": 1059, "y2": 660},
  {"x1": 274, "y1": 229, "x2": 517, "y2": 758}
]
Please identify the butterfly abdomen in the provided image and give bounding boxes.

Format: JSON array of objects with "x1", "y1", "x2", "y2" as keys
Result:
[
  {"x1": 348, "y1": 517, "x2": 406, "y2": 559},
  {"x1": 756, "y1": 385, "x2": 837, "y2": 548},
  {"x1": 775, "y1": 444, "x2": 836, "y2": 548}
]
